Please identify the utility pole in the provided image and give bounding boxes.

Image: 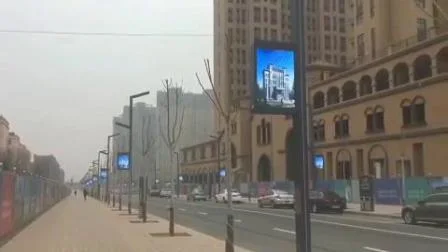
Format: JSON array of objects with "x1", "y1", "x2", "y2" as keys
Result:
[
  {"x1": 175, "y1": 151, "x2": 180, "y2": 198},
  {"x1": 106, "y1": 133, "x2": 120, "y2": 204},
  {"x1": 291, "y1": 0, "x2": 311, "y2": 251}
]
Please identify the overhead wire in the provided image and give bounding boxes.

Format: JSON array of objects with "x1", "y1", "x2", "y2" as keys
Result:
[{"x1": 0, "y1": 29, "x2": 212, "y2": 37}]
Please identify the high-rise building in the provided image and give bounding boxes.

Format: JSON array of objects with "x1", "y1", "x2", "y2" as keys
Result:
[
  {"x1": 156, "y1": 89, "x2": 214, "y2": 182},
  {"x1": 111, "y1": 103, "x2": 158, "y2": 186}
]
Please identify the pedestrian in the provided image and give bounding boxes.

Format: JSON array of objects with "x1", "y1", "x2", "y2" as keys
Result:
[
  {"x1": 83, "y1": 188, "x2": 88, "y2": 201},
  {"x1": 74, "y1": 190, "x2": 77, "y2": 197}
]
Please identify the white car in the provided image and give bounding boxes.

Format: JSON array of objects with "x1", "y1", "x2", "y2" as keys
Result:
[{"x1": 215, "y1": 189, "x2": 243, "y2": 203}]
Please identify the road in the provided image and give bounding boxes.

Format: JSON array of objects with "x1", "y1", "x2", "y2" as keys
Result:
[{"x1": 122, "y1": 196, "x2": 448, "y2": 252}]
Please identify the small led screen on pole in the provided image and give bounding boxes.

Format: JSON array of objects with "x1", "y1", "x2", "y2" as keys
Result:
[
  {"x1": 117, "y1": 152, "x2": 130, "y2": 170},
  {"x1": 253, "y1": 40, "x2": 297, "y2": 115},
  {"x1": 100, "y1": 168, "x2": 108, "y2": 179}
]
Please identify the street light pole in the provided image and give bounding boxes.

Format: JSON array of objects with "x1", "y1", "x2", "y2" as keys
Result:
[
  {"x1": 127, "y1": 91, "x2": 150, "y2": 214},
  {"x1": 291, "y1": 0, "x2": 311, "y2": 252},
  {"x1": 106, "y1": 133, "x2": 120, "y2": 204},
  {"x1": 175, "y1": 151, "x2": 180, "y2": 198},
  {"x1": 97, "y1": 152, "x2": 101, "y2": 199}
]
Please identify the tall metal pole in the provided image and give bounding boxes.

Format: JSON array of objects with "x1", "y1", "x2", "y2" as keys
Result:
[
  {"x1": 128, "y1": 97, "x2": 134, "y2": 214},
  {"x1": 292, "y1": 0, "x2": 311, "y2": 252},
  {"x1": 400, "y1": 154, "x2": 406, "y2": 205},
  {"x1": 106, "y1": 133, "x2": 119, "y2": 204},
  {"x1": 97, "y1": 152, "x2": 101, "y2": 199},
  {"x1": 175, "y1": 152, "x2": 180, "y2": 198}
]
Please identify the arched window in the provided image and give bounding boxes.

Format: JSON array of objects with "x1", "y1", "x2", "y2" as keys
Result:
[
  {"x1": 342, "y1": 81, "x2": 357, "y2": 101},
  {"x1": 375, "y1": 68, "x2": 390, "y2": 91},
  {"x1": 436, "y1": 47, "x2": 448, "y2": 74},
  {"x1": 413, "y1": 54, "x2": 432, "y2": 81},
  {"x1": 393, "y1": 62, "x2": 410, "y2": 86},
  {"x1": 327, "y1": 86, "x2": 340, "y2": 105},
  {"x1": 359, "y1": 75, "x2": 373, "y2": 96},
  {"x1": 313, "y1": 91, "x2": 325, "y2": 109}
]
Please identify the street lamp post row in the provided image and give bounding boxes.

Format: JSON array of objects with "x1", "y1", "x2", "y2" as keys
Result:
[{"x1": 115, "y1": 91, "x2": 150, "y2": 215}]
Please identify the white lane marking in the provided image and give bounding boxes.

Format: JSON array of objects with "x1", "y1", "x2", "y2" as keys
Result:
[
  {"x1": 235, "y1": 219, "x2": 242, "y2": 223},
  {"x1": 273, "y1": 227, "x2": 295, "y2": 235},
  {"x1": 198, "y1": 211, "x2": 208, "y2": 215},
  {"x1": 313, "y1": 219, "x2": 448, "y2": 242},
  {"x1": 153, "y1": 199, "x2": 448, "y2": 242},
  {"x1": 178, "y1": 208, "x2": 186, "y2": 211},
  {"x1": 363, "y1": 247, "x2": 389, "y2": 252}
]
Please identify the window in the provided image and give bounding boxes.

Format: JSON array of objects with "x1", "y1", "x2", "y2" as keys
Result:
[
  {"x1": 334, "y1": 115, "x2": 350, "y2": 138},
  {"x1": 183, "y1": 151, "x2": 188, "y2": 162},
  {"x1": 402, "y1": 97, "x2": 426, "y2": 127},
  {"x1": 339, "y1": 18, "x2": 346, "y2": 32},
  {"x1": 271, "y1": 29, "x2": 278, "y2": 41},
  {"x1": 258, "y1": 119, "x2": 271, "y2": 145},
  {"x1": 366, "y1": 107, "x2": 385, "y2": 133},
  {"x1": 241, "y1": 9, "x2": 246, "y2": 24},
  {"x1": 339, "y1": 0, "x2": 345, "y2": 14},
  {"x1": 356, "y1": 0, "x2": 364, "y2": 24},
  {"x1": 402, "y1": 104, "x2": 412, "y2": 126},
  {"x1": 370, "y1": 0, "x2": 375, "y2": 18},
  {"x1": 231, "y1": 121, "x2": 237, "y2": 134},
  {"x1": 228, "y1": 8, "x2": 233, "y2": 23},
  {"x1": 254, "y1": 7, "x2": 261, "y2": 22},
  {"x1": 200, "y1": 146, "x2": 206, "y2": 159},
  {"x1": 324, "y1": 16, "x2": 330, "y2": 31},
  {"x1": 313, "y1": 121, "x2": 325, "y2": 141},
  {"x1": 324, "y1": 35, "x2": 331, "y2": 50},
  {"x1": 241, "y1": 30, "x2": 246, "y2": 44},
  {"x1": 417, "y1": 18, "x2": 427, "y2": 41},
  {"x1": 333, "y1": 16, "x2": 337, "y2": 31},
  {"x1": 263, "y1": 7, "x2": 268, "y2": 23},
  {"x1": 241, "y1": 49, "x2": 246, "y2": 64},
  {"x1": 211, "y1": 144, "x2": 216, "y2": 158},
  {"x1": 324, "y1": 0, "x2": 330, "y2": 12},
  {"x1": 416, "y1": 0, "x2": 425, "y2": 8},
  {"x1": 191, "y1": 149, "x2": 196, "y2": 161},
  {"x1": 371, "y1": 28, "x2": 376, "y2": 58},
  {"x1": 256, "y1": 125, "x2": 261, "y2": 145},
  {"x1": 340, "y1": 37, "x2": 347, "y2": 52},
  {"x1": 270, "y1": 9, "x2": 278, "y2": 25},
  {"x1": 357, "y1": 33, "x2": 365, "y2": 57},
  {"x1": 254, "y1": 27, "x2": 261, "y2": 39},
  {"x1": 333, "y1": 36, "x2": 338, "y2": 50},
  {"x1": 312, "y1": 18, "x2": 316, "y2": 31}
]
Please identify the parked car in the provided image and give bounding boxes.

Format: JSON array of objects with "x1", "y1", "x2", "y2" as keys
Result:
[
  {"x1": 215, "y1": 189, "x2": 243, "y2": 203},
  {"x1": 150, "y1": 189, "x2": 161, "y2": 197},
  {"x1": 308, "y1": 190, "x2": 346, "y2": 213},
  {"x1": 187, "y1": 188, "x2": 207, "y2": 201},
  {"x1": 258, "y1": 189, "x2": 294, "y2": 208},
  {"x1": 401, "y1": 192, "x2": 448, "y2": 225},
  {"x1": 160, "y1": 188, "x2": 172, "y2": 198}
]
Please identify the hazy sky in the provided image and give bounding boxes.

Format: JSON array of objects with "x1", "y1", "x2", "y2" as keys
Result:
[{"x1": 0, "y1": 0, "x2": 213, "y2": 180}]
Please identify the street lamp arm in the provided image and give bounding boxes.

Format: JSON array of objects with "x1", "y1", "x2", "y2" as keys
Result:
[
  {"x1": 115, "y1": 122, "x2": 130, "y2": 129},
  {"x1": 130, "y1": 91, "x2": 150, "y2": 99}
]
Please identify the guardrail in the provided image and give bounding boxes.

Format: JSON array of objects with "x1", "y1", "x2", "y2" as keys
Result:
[{"x1": 0, "y1": 171, "x2": 70, "y2": 242}]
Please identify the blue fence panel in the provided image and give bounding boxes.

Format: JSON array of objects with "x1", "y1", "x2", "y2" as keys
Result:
[
  {"x1": 350, "y1": 180, "x2": 360, "y2": 203},
  {"x1": 315, "y1": 180, "x2": 335, "y2": 191},
  {"x1": 374, "y1": 178, "x2": 402, "y2": 205}
]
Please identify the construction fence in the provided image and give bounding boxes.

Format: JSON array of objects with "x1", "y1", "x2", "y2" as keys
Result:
[{"x1": 0, "y1": 171, "x2": 70, "y2": 241}]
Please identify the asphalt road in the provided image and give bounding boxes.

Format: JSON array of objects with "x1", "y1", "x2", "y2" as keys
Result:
[{"x1": 122, "y1": 196, "x2": 448, "y2": 252}]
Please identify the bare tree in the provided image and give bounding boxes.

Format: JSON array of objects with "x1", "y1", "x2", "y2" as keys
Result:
[
  {"x1": 195, "y1": 34, "x2": 236, "y2": 252},
  {"x1": 159, "y1": 79, "x2": 185, "y2": 236}
]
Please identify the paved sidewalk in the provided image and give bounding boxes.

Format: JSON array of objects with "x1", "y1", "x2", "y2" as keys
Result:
[
  {"x1": 1, "y1": 195, "x2": 252, "y2": 252},
  {"x1": 345, "y1": 203, "x2": 402, "y2": 218}
]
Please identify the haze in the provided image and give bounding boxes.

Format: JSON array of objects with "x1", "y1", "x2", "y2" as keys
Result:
[{"x1": 0, "y1": 0, "x2": 213, "y2": 180}]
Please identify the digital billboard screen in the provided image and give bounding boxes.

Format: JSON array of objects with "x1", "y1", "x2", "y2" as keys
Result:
[
  {"x1": 117, "y1": 152, "x2": 130, "y2": 170},
  {"x1": 313, "y1": 155, "x2": 324, "y2": 170},
  {"x1": 100, "y1": 168, "x2": 108, "y2": 179},
  {"x1": 253, "y1": 40, "x2": 296, "y2": 114}
]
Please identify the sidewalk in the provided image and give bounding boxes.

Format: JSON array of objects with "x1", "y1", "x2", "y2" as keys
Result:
[
  {"x1": 0, "y1": 196, "x2": 252, "y2": 252},
  {"x1": 345, "y1": 203, "x2": 402, "y2": 219}
]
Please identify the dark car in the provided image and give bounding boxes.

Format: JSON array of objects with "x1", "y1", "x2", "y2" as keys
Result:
[
  {"x1": 187, "y1": 188, "x2": 207, "y2": 201},
  {"x1": 309, "y1": 190, "x2": 346, "y2": 213},
  {"x1": 401, "y1": 192, "x2": 448, "y2": 225},
  {"x1": 149, "y1": 189, "x2": 161, "y2": 197}
]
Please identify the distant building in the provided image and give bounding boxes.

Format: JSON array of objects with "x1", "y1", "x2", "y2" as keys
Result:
[
  {"x1": 156, "y1": 89, "x2": 214, "y2": 182},
  {"x1": 111, "y1": 103, "x2": 158, "y2": 186},
  {"x1": 0, "y1": 115, "x2": 9, "y2": 166},
  {"x1": 33, "y1": 154, "x2": 64, "y2": 183}
]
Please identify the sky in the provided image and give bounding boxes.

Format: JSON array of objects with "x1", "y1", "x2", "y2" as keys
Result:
[
  {"x1": 256, "y1": 48, "x2": 295, "y2": 91},
  {"x1": 0, "y1": 0, "x2": 213, "y2": 181}
]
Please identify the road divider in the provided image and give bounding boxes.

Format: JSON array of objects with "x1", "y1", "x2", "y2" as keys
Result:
[{"x1": 198, "y1": 212, "x2": 208, "y2": 216}]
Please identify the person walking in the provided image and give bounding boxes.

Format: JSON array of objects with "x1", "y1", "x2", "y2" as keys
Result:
[
  {"x1": 74, "y1": 190, "x2": 77, "y2": 197},
  {"x1": 83, "y1": 188, "x2": 88, "y2": 201}
]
